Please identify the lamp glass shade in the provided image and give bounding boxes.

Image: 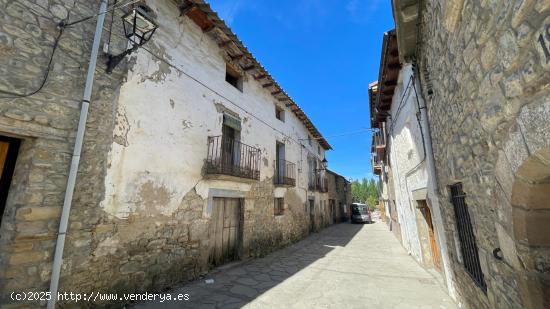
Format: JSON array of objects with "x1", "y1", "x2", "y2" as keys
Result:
[{"x1": 122, "y1": 7, "x2": 158, "y2": 46}]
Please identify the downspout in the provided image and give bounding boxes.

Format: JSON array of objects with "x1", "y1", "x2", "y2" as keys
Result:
[{"x1": 47, "y1": 0, "x2": 108, "y2": 307}]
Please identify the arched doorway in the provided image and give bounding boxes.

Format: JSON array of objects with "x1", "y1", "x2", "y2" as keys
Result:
[{"x1": 511, "y1": 146, "x2": 550, "y2": 309}]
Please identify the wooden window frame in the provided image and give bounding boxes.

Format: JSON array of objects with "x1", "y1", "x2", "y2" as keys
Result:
[
  {"x1": 275, "y1": 105, "x2": 285, "y2": 122},
  {"x1": 225, "y1": 63, "x2": 243, "y2": 91},
  {"x1": 274, "y1": 197, "x2": 284, "y2": 216}
]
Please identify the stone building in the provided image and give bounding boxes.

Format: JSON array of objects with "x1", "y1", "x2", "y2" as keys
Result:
[
  {"x1": 326, "y1": 170, "x2": 351, "y2": 224},
  {"x1": 369, "y1": 30, "x2": 456, "y2": 299},
  {"x1": 372, "y1": 0, "x2": 550, "y2": 308},
  {"x1": 0, "y1": 0, "x2": 334, "y2": 305}
]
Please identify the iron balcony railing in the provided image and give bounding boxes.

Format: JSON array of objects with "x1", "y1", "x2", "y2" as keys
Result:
[
  {"x1": 206, "y1": 135, "x2": 260, "y2": 180},
  {"x1": 317, "y1": 174, "x2": 328, "y2": 192},
  {"x1": 372, "y1": 153, "x2": 383, "y2": 174},
  {"x1": 274, "y1": 159, "x2": 296, "y2": 186},
  {"x1": 308, "y1": 173, "x2": 327, "y2": 192},
  {"x1": 372, "y1": 123, "x2": 386, "y2": 149}
]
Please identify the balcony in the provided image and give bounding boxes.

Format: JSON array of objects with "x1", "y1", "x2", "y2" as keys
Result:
[
  {"x1": 372, "y1": 153, "x2": 383, "y2": 175},
  {"x1": 372, "y1": 123, "x2": 386, "y2": 150},
  {"x1": 205, "y1": 136, "x2": 261, "y2": 180},
  {"x1": 308, "y1": 173, "x2": 328, "y2": 192},
  {"x1": 274, "y1": 159, "x2": 296, "y2": 186}
]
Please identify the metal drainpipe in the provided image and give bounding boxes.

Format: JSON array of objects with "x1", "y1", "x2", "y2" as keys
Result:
[{"x1": 47, "y1": 0, "x2": 108, "y2": 307}]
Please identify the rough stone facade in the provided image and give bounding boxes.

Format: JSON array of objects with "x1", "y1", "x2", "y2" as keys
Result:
[
  {"x1": 326, "y1": 170, "x2": 352, "y2": 223},
  {"x1": 0, "y1": 0, "x2": 127, "y2": 302},
  {"x1": 0, "y1": 0, "x2": 335, "y2": 307},
  {"x1": 417, "y1": 0, "x2": 550, "y2": 308}
]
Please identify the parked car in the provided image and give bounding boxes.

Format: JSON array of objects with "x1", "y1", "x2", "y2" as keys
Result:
[{"x1": 350, "y1": 203, "x2": 372, "y2": 223}]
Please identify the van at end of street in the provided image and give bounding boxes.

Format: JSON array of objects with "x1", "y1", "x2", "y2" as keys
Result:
[{"x1": 350, "y1": 203, "x2": 372, "y2": 224}]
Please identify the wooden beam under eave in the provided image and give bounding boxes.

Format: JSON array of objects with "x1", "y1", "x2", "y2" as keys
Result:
[
  {"x1": 242, "y1": 64, "x2": 255, "y2": 71},
  {"x1": 271, "y1": 90, "x2": 282, "y2": 95},
  {"x1": 219, "y1": 40, "x2": 232, "y2": 48},
  {"x1": 254, "y1": 74, "x2": 267, "y2": 80},
  {"x1": 387, "y1": 63, "x2": 401, "y2": 70},
  {"x1": 262, "y1": 82, "x2": 274, "y2": 88},
  {"x1": 230, "y1": 53, "x2": 244, "y2": 60}
]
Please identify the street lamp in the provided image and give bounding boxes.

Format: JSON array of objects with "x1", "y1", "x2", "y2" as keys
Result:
[
  {"x1": 315, "y1": 158, "x2": 328, "y2": 173},
  {"x1": 107, "y1": 6, "x2": 158, "y2": 73}
]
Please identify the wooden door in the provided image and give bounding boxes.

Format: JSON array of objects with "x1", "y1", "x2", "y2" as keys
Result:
[
  {"x1": 423, "y1": 204, "x2": 441, "y2": 271},
  {"x1": 0, "y1": 141, "x2": 8, "y2": 179},
  {"x1": 211, "y1": 197, "x2": 242, "y2": 266},
  {"x1": 330, "y1": 200, "x2": 336, "y2": 223},
  {"x1": 0, "y1": 137, "x2": 20, "y2": 228},
  {"x1": 309, "y1": 200, "x2": 315, "y2": 232}
]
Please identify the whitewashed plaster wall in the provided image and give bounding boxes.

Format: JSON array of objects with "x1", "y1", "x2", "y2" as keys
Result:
[
  {"x1": 99, "y1": 0, "x2": 327, "y2": 219},
  {"x1": 387, "y1": 64, "x2": 456, "y2": 299}
]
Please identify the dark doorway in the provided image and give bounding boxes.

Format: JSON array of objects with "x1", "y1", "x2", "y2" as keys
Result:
[
  {"x1": 330, "y1": 199, "x2": 336, "y2": 223},
  {"x1": 275, "y1": 142, "x2": 285, "y2": 183},
  {"x1": 221, "y1": 124, "x2": 241, "y2": 175},
  {"x1": 0, "y1": 135, "x2": 20, "y2": 229},
  {"x1": 211, "y1": 197, "x2": 243, "y2": 266},
  {"x1": 309, "y1": 199, "x2": 315, "y2": 233}
]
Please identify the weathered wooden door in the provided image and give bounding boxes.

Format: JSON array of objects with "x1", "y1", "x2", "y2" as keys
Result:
[
  {"x1": 211, "y1": 197, "x2": 242, "y2": 266},
  {"x1": 330, "y1": 199, "x2": 336, "y2": 223},
  {"x1": 0, "y1": 137, "x2": 20, "y2": 228},
  {"x1": 423, "y1": 204, "x2": 441, "y2": 271},
  {"x1": 309, "y1": 200, "x2": 316, "y2": 232},
  {"x1": 0, "y1": 141, "x2": 9, "y2": 179}
]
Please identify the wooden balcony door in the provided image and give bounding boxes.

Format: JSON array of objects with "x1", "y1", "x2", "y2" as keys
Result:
[{"x1": 276, "y1": 142, "x2": 285, "y2": 183}]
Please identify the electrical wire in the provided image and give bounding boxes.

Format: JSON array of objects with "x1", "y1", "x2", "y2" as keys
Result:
[
  {"x1": 303, "y1": 129, "x2": 374, "y2": 141},
  {"x1": 0, "y1": 26, "x2": 64, "y2": 99},
  {"x1": 0, "y1": 0, "x2": 139, "y2": 99},
  {"x1": 63, "y1": 0, "x2": 141, "y2": 27},
  {"x1": 389, "y1": 77, "x2": 413, "y2": 134}
]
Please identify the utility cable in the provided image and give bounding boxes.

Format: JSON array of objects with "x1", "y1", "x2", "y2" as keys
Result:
[
  {"x1": 102, "y1": 9, "x2": 333, "y2": 155},
  {"x1": 63, "y1": 0, "x2": 141, "y2": 27},
  {"x1": 0, "y1": 25, "x2": 64, "y2": 99},
  {"x1": 0, "y1": 0, "x2": 139, "y2": 99}
]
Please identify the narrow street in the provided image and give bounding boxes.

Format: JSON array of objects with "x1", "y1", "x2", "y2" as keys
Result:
[{"x1": 135, "y1": 220, "x2": 456, "y2": 309}]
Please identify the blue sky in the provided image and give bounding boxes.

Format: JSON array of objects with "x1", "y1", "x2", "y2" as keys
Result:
[{"x1": 208, "y1": 0, "x2": 394, "y2": 180}]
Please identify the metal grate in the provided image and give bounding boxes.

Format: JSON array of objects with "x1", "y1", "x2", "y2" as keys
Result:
[
  {"x1": 273, "y1": 159, "x2": 296, "y2": 186},
  {"x1": 206, "y1": 136, "x2": 260, "y2": 180},
  {"x1": 450, "y1": 183, "x2": 487, "y2": 292}
]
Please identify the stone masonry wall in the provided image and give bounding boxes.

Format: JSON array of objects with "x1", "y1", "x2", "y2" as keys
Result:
[
  {"x1": 0, "y1": 0, "x2": 127, "y2": 303},
  {"x1": 327, "y1": 171, "x2": 351, "y2": 223},
  {"x1": 419, "y1": 0, "x2": 549, "y2": 308}
]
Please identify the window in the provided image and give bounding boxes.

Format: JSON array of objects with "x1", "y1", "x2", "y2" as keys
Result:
[
  {"x1": 450, "y1": 183, "x2": 487, "y2": 292},
  {"x1": 225, "y1": 64, "x2": 243, "y2": 91},
  {"x1": 275, "y1": 105, "x2": 285, "y2": 122},
  {"x1": 308, "y1": 136, "x2": 312, "y2": 146},
  {"x1": 274, "y1": 198, "x2": 284, "y2": 216},
  {"x1": 317, "y1": 145, "x2": 321, "y2": 155}
]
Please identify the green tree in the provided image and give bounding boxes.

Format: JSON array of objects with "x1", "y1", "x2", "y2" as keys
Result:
[{"x1": 350, "y1": 177, "x2": 379, "y2": 210}]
